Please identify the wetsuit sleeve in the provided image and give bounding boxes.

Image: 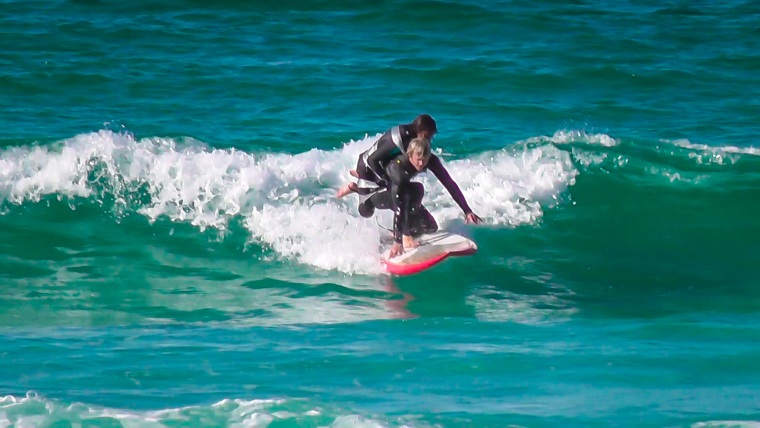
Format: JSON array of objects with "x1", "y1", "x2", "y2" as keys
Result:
[
  {"x1": 386, "y1": 159, "x2": 412, "y2": 243},
  {"x1": 427, "y1": 155, "x2": 473, "y2": 215},
  {"x1": 366, "y1": 134, "x2": 399, "y2": 185}
]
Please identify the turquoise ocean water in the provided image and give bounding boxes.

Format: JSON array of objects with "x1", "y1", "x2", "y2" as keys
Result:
[{"x1": 2, "y1": 1, "x2": 760, "y2": 426}]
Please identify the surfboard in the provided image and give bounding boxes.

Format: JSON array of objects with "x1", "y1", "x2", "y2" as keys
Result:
[{"x1": 381, "y1": 231, "x2": 477, "y2": 275}]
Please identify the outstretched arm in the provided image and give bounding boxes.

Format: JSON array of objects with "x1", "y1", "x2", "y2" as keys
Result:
[
  {"x1": 427, "y1": 155, "x2": 482, "y2": 224},
  {"x1": 427, "y1": 156, "x2": 469, "y2": 209}
]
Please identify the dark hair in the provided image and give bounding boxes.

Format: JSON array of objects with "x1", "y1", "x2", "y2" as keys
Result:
[{"x1": 412, "y1": 114, "x2": 437, "y2": 134}]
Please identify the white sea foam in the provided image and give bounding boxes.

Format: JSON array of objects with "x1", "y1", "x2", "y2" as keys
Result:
[
  {"x1": 527, "y1": 130, "x2": 619, "y2": 147},
  {"x1": 0, "y1": 393, "x2": 414, "y2": 428},
  {"x1": 0, "y1": 130, "x2": 579, "y2": 274},
  {"x1": 692, "y1": 422, "x2": 760, "y2": 428},
  {"x1": 549, "y1": 129, "x2": 618, "y2": 147},
  {"x1": 671, "y1": 138, "x2": 759, "y2": 165}
]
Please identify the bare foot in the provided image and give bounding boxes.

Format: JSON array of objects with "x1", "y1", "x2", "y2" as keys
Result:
[
  {"x1": 336, "y1": 182, "x2": 358, "y2": 198},
  {"x1": 349, "y1": 170, "x2": 359, "y2": 178},
  {"x1": 402, "y1": 235, "x2": 419, "y2": 250}
]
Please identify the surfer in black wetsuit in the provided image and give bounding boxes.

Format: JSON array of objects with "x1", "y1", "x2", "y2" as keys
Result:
[
  {"x1": 336, "y1": 114, "x2": 439, "y2": 197},
  {"x1": 358, "y1": 138, "x2": 482, "y2": 258}
]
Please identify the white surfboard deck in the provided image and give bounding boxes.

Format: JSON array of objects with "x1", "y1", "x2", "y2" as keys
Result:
[{"x1": 381, "y1": 231, "x2": 477, "y2": 275}]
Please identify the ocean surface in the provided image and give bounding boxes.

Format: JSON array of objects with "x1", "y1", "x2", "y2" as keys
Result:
[{"x1": 2, "y1": 0, "x2": 760, "y2": 426}]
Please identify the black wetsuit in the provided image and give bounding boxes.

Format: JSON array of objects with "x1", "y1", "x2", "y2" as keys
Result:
[
  {"x1": 360, "y1": 154, "x2": 474, "y2": 243},
  {"x1": 354, "y1": 124, "x2": 416, "y2": 186}
]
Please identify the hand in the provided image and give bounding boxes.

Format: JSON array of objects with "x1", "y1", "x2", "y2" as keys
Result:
[
  {"x1": 465, "y1": 212, "x2": 483, "y2": 224},
  {"x1": 389, "y1": 242, "x2": 404, "y2": 258},
  {"x1": 402, "y1": 235, "x2": 419, "y2": 250}
]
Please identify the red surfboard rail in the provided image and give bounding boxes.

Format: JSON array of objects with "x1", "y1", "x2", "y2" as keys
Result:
[{"x1": 381, "y1": 231, "x2": 477, "y2": 276}]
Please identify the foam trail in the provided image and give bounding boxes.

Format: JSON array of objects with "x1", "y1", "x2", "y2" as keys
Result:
[
  {"x1": 671, "y1": 138, "x2": 760, "y2": 166},
  {"x1": 528, "y1": 129, "x2": 619, "y2": 147},
  {"x1": 0, "y1": 393, "x2": 422, "y2": 428},
  {"x1": 0, "y1": 130, "x2": 579, "y2": 274}
]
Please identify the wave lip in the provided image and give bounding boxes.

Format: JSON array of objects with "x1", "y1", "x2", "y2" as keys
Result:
[{"x1": 0, "y1": 129, "x2": 580, "y2": 274}]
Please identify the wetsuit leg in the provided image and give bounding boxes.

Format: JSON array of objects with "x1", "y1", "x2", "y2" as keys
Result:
[
  {"x1": 359, "y1": 188, "x2": 392, "y2": 218},
  {"x1": 359, "y1": 181, "x2": 437, "y2": 236},
  {"x1": 360, "y1": 181, "x2": 422, "y2": 217},
  {"x1": 351, "y1": 159, "x2": 388, "y2": 196},
  {"x1": 356, "y1": 159, "x2": 382, "y2": 185},
  {"x1": 406, "y1": 182, "x2": 424, "y2": 206},
  {"x1": 401, "y1": 183, "x2": 438, "y2": 236},
  {"x1": 408, "y1": 204, "x2": 438, "y2": 236}
]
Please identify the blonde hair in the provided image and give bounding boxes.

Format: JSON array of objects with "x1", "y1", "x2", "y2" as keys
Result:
[{"x1": 407, "y1": 137, "x2": 431, "y2": 160}]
